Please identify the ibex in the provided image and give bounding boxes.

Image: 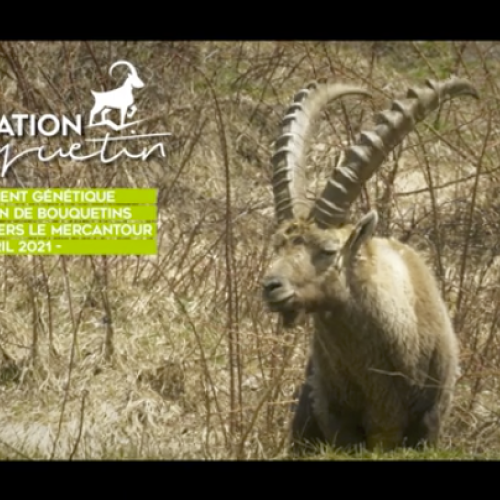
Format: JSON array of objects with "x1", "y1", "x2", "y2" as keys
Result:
[{"x1": 262, "y1": 77, "x2": 479, "y2": 455}]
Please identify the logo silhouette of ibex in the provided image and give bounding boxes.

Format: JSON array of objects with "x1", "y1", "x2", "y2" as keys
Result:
[
  {"x1": 262, "y1": 77, "x2": 479, "y2": 455},
  {"x1": 89, "y1": 60, "x2": 144, "y2": 130}
]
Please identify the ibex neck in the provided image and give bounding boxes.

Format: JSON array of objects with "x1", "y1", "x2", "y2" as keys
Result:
[
  {"x1": 315, "y1": 264, "x2": 383, "y2": 342},
  {"x1": 314, "y1": 297, "x2": 372, "y2": 341}
]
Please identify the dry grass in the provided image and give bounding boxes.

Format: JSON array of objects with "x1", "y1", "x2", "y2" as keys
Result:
[{"x1": 0, "y1": 41, "x2": 499, "y2": 460}]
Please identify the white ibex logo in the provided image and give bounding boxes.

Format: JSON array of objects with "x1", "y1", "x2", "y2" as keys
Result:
[{"x1": 88, "y1": 60, "x2": 145, "y2": 131}]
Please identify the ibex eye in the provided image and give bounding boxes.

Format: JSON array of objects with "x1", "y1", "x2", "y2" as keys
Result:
[
  {"x1": 320, "y1": 243, "x2": 337, "y2": 256},
  {"x1": 321, "y1": 249, "x2": 336, "y2": 256}
]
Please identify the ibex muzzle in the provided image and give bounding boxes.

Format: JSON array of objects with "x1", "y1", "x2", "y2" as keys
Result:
[
  {"x1": 262, "y1": 275, "x2": 292, "y2": 304},
  {"x1": 262, "y1": 273, "x2": 301, "y2": 326}
]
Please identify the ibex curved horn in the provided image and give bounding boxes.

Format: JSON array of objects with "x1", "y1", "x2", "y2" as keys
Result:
[
  {"x1": 312, "y1": 77, "x2": 480, "y2": 228},
  {"x1": 109, "y1": 60, "x2": 138, "y2": 78},
  {"x1": 271, "y1": 81, "x2": 372, "y2": 225}
]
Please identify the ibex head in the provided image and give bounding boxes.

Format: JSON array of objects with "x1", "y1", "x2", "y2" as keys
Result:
[
  {"x1": 263, "y1": 209, "x2": 379, "y2": 327},
  {"x1": 110, "y1": 60, "x2": 144, "y2": 89},
  {"x1": 263, "y1": 77, "x2": 479, "y2": 327}
]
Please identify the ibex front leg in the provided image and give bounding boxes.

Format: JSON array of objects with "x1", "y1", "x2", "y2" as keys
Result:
[
  {"x1": 366, "y1": 427, "x2": 404, "y2": 451},
  {"x1": 289, "y1": 359, "x2": 325, "y2": 456},
  {"x1": 312, "y1": 380, "x2": 366, "y2": 452},
  {"x1": 364, "y1": 401, "x2": 407, "y2": 451}
]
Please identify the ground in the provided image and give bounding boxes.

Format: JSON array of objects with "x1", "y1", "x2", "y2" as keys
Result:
[{"x1": 0, "y1": 41, "x2": 499, "y2": 460}]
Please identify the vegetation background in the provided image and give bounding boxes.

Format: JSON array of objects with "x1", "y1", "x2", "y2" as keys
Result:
[{"x1": 0, "y1": 41, "x2": 498, "y2": 460}]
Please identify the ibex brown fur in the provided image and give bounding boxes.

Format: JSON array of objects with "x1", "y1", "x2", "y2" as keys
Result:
[{"x1": 262, "y1": 78, "x2": 479, "y2": 455}]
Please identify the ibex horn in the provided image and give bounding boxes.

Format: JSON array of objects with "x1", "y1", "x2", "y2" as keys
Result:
[
  {"x1": 312, "y1": 76, "x2": 479, "y2": 228},
  {"x1": 272, "y1": 81, "x2": 372, "y2": 225}
]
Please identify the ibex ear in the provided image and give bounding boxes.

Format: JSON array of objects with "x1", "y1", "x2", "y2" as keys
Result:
[{"x1": 335, "y1": 210, "x2": 378, "y2": 270}]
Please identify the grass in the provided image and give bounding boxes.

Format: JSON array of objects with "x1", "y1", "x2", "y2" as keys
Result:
[
  {"x1": 0, "y1": 41, "x2": 499, "y2": 460},
  {"x1": 294, "y1": 446, "x2": 500, "y2": 461}
]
